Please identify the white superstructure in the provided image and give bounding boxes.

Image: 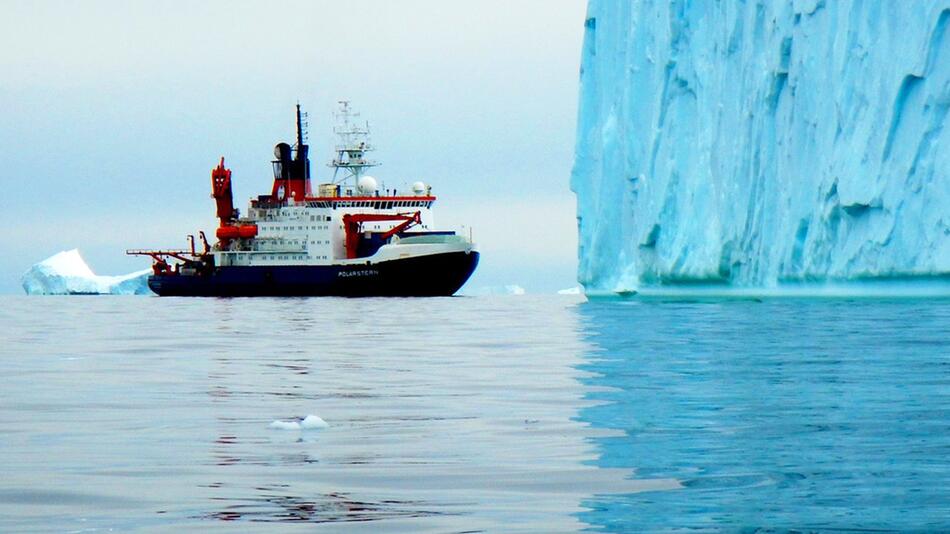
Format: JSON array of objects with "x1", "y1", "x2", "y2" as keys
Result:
[{"x1": 211, "y1": 101, "x2": 471, "y2": 268}]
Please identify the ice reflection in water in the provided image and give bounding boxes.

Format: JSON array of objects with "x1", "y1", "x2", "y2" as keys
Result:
[{"x1": 574, "y1": 298, "x2": 950, "y2": 531}]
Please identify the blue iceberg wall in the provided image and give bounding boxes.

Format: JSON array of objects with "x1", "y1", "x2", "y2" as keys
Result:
[{"x1": 572, "y1": 0, "x2": 950, "y2": 294}]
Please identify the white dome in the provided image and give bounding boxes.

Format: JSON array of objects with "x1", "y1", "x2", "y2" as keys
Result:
[
  {"x1": 412, "y1": 181, "x2": 426, "y2": 195},
  {"x1": 358, "y1": 176, "x2": 378, "y2": 194}
]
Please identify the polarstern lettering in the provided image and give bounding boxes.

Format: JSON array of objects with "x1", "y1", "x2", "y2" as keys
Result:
[{"x1": 338, "y1": 269, "x2": 380, "y2": 278}]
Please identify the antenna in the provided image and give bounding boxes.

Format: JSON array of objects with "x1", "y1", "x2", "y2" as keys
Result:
[{"x1": 328, "y1": 100, "x2": 379, "y2": 186}]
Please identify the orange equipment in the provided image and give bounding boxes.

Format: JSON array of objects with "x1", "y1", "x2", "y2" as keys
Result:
[{"x1": 341, "y1": 211, "x2": 422, "y2": 259}]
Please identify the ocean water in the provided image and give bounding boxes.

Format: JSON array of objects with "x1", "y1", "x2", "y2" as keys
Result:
[{"x1": 0, "y1": 295, "x2": 948, "y2": 532}]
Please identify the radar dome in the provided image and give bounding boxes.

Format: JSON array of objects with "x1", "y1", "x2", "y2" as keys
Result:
[
  {"x1": 412, "y1": 181, "x2": 427, "y2": 195},
  {"x1": 358, "y1": 176, "x2": 378, "y2": 194}
]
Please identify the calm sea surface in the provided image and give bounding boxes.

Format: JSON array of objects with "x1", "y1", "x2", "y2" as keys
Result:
[{"x1": 0, "y1": 295, "x2": 948, "y2": 532}]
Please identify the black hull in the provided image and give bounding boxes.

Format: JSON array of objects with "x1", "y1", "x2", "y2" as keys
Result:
[{"x1": 148, "y1": 251, "x2": 479, "y2": 297}]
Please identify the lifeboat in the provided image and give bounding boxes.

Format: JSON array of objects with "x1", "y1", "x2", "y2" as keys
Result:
[{"x1": 216, "y1": 225, "x2": 258, "y2": 239}]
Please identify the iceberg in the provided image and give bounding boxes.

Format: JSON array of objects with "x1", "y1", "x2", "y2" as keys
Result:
[
  {"x1": 22, "y1": 249, "x2": 152, "y2": 295},
  {"x1": 572, "y1": 1, "x2": 950, "y2": 295}
]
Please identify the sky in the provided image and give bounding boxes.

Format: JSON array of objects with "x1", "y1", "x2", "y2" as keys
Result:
[{"x1": 0, "y1": 0, "x2": 588, "y2": 294}]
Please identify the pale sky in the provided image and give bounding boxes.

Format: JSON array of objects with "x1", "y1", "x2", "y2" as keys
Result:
[{"x1": 0, "y1": 0, "x2": 588, "y2": 294}]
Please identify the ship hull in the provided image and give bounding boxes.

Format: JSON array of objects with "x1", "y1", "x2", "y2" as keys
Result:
[{"x1": 147, "y1": 251, "x2": 479, "y2": 297}]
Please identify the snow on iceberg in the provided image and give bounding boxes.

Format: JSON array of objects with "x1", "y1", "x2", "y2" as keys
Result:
[
  {"x1": 22, "y1": 249, "x2": 152, "y2": 295},
  {"x1": 572, "y1": 1, "x2": 950, "y2": 295}
]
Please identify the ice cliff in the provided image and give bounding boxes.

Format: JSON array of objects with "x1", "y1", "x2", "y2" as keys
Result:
[
  {"x1": 572, "y1": 0, "x2": 950, "y2": 294},
  {"x1": 22, "y1": 249, "x2": 152, "y2": 295}
]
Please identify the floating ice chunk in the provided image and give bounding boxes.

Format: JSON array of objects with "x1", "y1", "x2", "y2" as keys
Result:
[
  {"x1": 557, "y1": 286, "x2": 582, "y2": 295},
  {"x1": 300, "y1": 415, "x2": 329, "y2": 429},
  {"x1": 464, "y1": 284, "x2": 526, "y2": 296},
  {"x1": 21, "y1": 249, "x2": 152, "y2": 295},
  {"x1": 505, "y1": 285, "x2": 526, "y2": 295},
  {"x1": 269, "y1": 415, "x2": 328, "y2": 430}
]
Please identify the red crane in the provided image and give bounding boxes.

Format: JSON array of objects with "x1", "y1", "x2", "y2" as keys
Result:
[
  {"x1": 211, "y1": 157, "x2": 234, "y2": 225},
  {"x1": 342, "y1": 211, "x2": 422, "y2": 259},
  {"x1": 211, "y1": 157, "x2": 257, "y2": 242}
]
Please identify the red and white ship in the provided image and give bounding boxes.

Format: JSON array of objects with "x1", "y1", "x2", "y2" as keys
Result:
[{"x1": 129, "y1": 102, "x2": 479, "y2": 296}]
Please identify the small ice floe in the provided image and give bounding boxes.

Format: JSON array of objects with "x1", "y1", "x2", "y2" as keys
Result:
[
  {"x1": 269, "y1": 415, "x2": 329, "y2": 430},
  {"x1": 464, "y1": 284, "x2": 526, "y2": 296}
]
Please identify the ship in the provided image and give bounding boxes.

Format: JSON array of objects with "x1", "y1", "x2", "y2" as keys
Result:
[{"x1": 128, "y1": 102, "x2": 479, "y2": 297}]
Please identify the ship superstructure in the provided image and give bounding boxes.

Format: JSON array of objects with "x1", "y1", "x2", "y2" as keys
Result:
[{"x1": 129, "y1": 102, "x2": 478, "y2": 296}]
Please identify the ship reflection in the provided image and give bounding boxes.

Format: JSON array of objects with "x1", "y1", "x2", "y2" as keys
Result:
[
  {"x1": 201, "y1": 299, "x2": 451, "y2": 525},
  {"x1": 198, "y1": 297, "x2": 681, "y2": 529},
  {"x1": 204, "y1": 490, "x2": 446, "y2": 523}
]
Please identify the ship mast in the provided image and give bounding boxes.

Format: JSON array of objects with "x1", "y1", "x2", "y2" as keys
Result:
[
  {"x1": 296, "y1": 102, "x2": 306, "y2": 149},
  {"x1": 294, "y1": 102, "x2": 310, "y2": 184},
  {"x1": 329, "y1": 100, "x2": 379, "y2": 186}
]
